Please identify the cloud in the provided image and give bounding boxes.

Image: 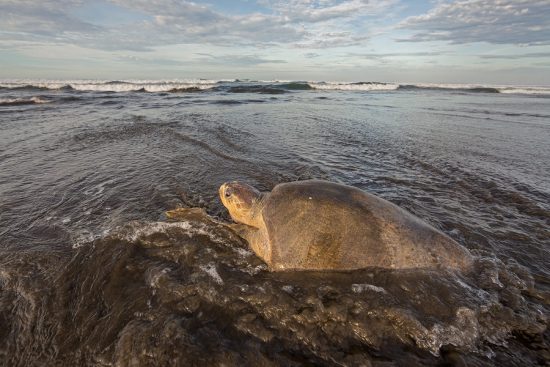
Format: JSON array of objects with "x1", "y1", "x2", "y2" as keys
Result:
[
  {"x1": 0, "y1": 0, "x2": 143, "y2": 50},
  {"x1": 110, "y1": 0, "x2": 303, "y2": 44},
  {"x1": 116, "y1": 55, "x2": 186, "y2": 66},
  {"x1": 262, "y1": 0, "x2": 396, "y2": 47},
  {"x1": 304, "y1": 52, "x2": 321, "y2": 58},
  {"x1": 346, "y1": 51, "x2": 447, "y2": 59},
  {"x1": 294, "y1": 32, "x2": 370, "y2": 48},
  {"x1": 111, "y1": 0, "x2": 391, "y2": 48},
  {"x1": 265, "y1": 0, "x2": 397, "y2": 22},
  {"x1": 0, "y1": 0, "x2": 98, "y2": 35},
  {"x1": 0, "y1": 0, "x2": 394, "y2": 52},
  {"x1": 194, "y1": 54, "x2": 287, "y2": 66},
  {"x1": 479, "y1": 52, "x2": 550, "y2": 59},
  {"x1": 399, "y1": 0, "x2": 550, "y2": 45}
]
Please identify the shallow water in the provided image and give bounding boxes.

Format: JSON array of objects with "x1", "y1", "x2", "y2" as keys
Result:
[{"x1": 0, "y1": 81, "x2": 549, "y2": 366}]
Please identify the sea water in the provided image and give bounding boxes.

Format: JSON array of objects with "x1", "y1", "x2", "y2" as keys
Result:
[{"x1": 0, "y1": 80, "x2": 549, "y2": 365}]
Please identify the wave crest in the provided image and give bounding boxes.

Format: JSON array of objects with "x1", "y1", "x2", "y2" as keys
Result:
[
  {"x1": 1, "y1": 80, "x2": 549, "y2": 95},
  {"x1": 310, "y1": 81, "x2": 399, "y2": 91},
  {"x1": 0, "y1": 96, "x2": 50, "y2": 106}
]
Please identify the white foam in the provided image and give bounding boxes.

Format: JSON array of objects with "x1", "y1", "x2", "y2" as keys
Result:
[
  {"x1": 408, "y1": 82, "x2": 483, "y2": 89},
  {"x1": 308, "y1": 81, "x2": 550, "y2": 94},
  {"x1": 2, "y1": 79, "x2": 548, "y2": 95},
  {"x1": 239, "y1": 264, "x2": 267, "y2": 276},
  {"x1": 421, "y1": 307, "x2": 479, "y2": 355},
  {"x1": 199, "y1": 263, "x2": 224, "y2": 284},
  {"x1": 498, "y1": 87, "x2": 550, "y2": 95},
  {"x1": 0, "y1": 97, "x2": 50, "y2": 104},
  {"x1": 282, "y1": 285, "x2": 294, "y2": 293},
  {"x1": 109, "y1": 220, "x2": 228, "y2": 245},
  {"x1": 232, "y1": 246, "x2": 253, "y2": 257},
  {"x1": 70, "y1": 82, "x2": 216, "y2": 93},
  {"x1": 31, "y1": 96, "x2": 50, "y2": 103},
  {"x1": 310, "y1": 82, "x2": 399, "y2": 91},
  {"x1": 71, "y1": 229, "x2": 101, "y2": 249},
  {"x1": 148, "y1": 267, "x2": 171, "y2": 288},
  {"x1": 351, "y1": 283, "x2": 387, "y2": 294},
  {"x1": 0, "y1": 79, "x2": 224, "y2": 93},
  {"x1": 403, "y1": 82, "x2": 550, "y2": 95}
]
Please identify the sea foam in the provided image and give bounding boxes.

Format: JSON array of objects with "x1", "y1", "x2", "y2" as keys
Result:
[
  {"x1": 1, "y1": 79, "x2": 549, "y2": 95},
  {"x1": 0, "y1": 96, "x2": 51, "y2": 105}
]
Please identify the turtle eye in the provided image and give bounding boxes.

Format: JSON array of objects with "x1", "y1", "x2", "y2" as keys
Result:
[{"x1": 225, "y1": 188, "x2": 232, "y2": 198}]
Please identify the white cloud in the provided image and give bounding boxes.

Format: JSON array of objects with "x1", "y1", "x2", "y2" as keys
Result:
[
  {"x1": 194, "y1": 53, "x2": 287, "y2": 66},
  {"x1": 265, "y1": 0, "x2": 397, "y2": 22},
  {"x1": 0, "y1": 0, "x2": 98, "y2": 35},
  {"x1": 347, "y1": 51, "x2": 448, "y2": 59},
  {"x1": 0, "y1": 0, "x2": 395, "y2": 52},
  {"x1": 294, "y1": 31, "x2": 370, "y2": 48},
  {"x1": 479, "y1": 52, "x2": 550, "y2": 59},
  {"x1": 399, "y1": 0, "x2": 550, "y2": 45},
  {"x1": 110, "y1": 0, "x2": 391, "y2": 47}
]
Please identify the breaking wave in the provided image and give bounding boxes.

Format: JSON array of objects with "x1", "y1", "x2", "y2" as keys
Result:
[
  {"x1": 397, "y1": 85, "x2": 500, "y2": 93},
  {"x1": 226, "y1": 85, "x2": 289, "y2": 94},
  {"x1": 1, "y1": 80, "x2": 549, "y2": 95},
  {"x1": 1, "y1": 76, "x2": 549, "y2": 365},
  {"x1": 0, "y1": 96, "x2": 51, "y2": 106},
  {"x1": 310, "y1": 81, "x2": 399, "y2": 91},
  {"x1": 0, "y1": 80, "x2": 223, "y2": 93}
]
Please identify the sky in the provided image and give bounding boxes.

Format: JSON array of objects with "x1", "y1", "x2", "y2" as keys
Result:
[{"x1": 1, "y1": 0, "x2": 549, "y2": 84}]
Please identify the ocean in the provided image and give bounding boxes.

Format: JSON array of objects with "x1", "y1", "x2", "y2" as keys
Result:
[{"x1": 0, "y1": 79, "x2": 549, "y2": 366}]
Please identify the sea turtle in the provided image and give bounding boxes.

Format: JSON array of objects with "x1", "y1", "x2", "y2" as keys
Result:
[{"x1": 219, "y1": 180, "x2": 473, "y2": 271}]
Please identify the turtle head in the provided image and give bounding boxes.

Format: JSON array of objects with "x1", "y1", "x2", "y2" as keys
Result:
[{"x1": 219, "y1": 182, "x2": 262, "y2": 227}]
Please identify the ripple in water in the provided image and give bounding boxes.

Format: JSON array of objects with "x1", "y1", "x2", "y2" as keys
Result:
[
  {"x1": 0, "y1": 84, "x2": 549, "y2": 365},
  {"x1": 0, "y1": 210, "x2": 547, "y2": 366}
]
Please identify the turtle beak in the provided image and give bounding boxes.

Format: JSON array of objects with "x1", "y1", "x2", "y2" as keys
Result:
[{"x1": 219, "y1": 183, "x2": 226, "y2": 201}]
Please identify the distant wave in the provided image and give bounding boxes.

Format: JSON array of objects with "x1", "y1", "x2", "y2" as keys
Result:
[
  {"x1": 309, "y1": 82, "x2": 399, "y2": 91},
  {"x1": 498, "y1": 87, "x2": 550, "y2": 95},
  {"x1": 227, "y1": 85, "x2": 287, "y2": 94},
  {"x1": 167, "y1": 87, "x2": 205, "y2": 93},
  {"x1": 1, "y1": 80, "x2": 549, "y2": 95},
  {"x1": 278, "y1": 82, "x2": 313, "y2": 90},
  {"x1": 223, "y1": 82, "x2": 312, "y2": 94},
  {"x1": 0, "y1": 85, "x2": 52, "y2": 92},
  {"x1": 0, "y1": 96, "x2": 51, "y2": 106},
  {"x1": 397, "y1": 85, "x2": 500, "y2": 93},
  {"x1": 312, "y1": 82, "x2": 550, "y2": 94},
  {"x1": 0, "y1": 80, "x2": 222, "y2": 93}
]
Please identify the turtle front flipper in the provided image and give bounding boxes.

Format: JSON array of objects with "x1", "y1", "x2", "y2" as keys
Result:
[
  {"x1": 164, "y1": 207, "x2": 208, "y2": 221},
  {"x1": 228, "y1": 224, "x2": 271, "y2": 266},
  {"x1": 227, "y1": 223, "x2": 254, "y2": 240}
]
